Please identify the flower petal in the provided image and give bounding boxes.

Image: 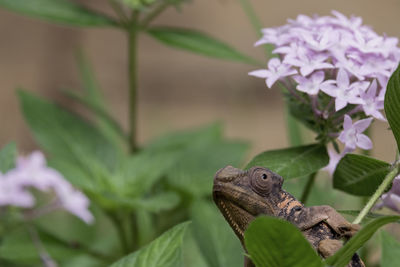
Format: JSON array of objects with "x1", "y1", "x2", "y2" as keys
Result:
[
  {"x1": 356, "y1": 134, "x2": 373, "y2": 150},
  {"x1": 248, "y1": 69, "x2": 269, "y2": 78}
]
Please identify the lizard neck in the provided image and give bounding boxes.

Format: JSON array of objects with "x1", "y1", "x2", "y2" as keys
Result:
[{"x1": 272, "y1": 189, "x2": 303, "y2": 218}]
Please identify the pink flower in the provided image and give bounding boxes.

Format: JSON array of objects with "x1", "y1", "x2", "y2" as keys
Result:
[
  {"x1": 376, "y1": 176, "x2": 400, "y2": 212},
  {"x1": 248, "y1": 58, "x2": 297, "y2": 88},
  {"x1": 320, "y1": 69, "x2": 368, "y2": 111},
  {"x1": 293, "y1": 71, "x2": 325, "y2": 95},
  {"x1": 0, "y1": 151, "x2": 94, "y2": 224},
  {"x1": 359, "y1": 80, "x2": 386, "y2": 121},
  {"x1": 323, "y1": 148, "x2": 345, "y2": 175},
  {"x1": 250, "y1": 11, "x2": 399, "y2": 163},
  {"x1": 338, "y1": 115, "x2": 373, "y2": 151},
  {"x1": 0, "y1": 172, "x2": 34, "y2": 207}
]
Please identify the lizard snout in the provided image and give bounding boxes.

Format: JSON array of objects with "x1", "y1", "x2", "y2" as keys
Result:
[{"x1": 214, "y1": 165, "x2": 244, "y2": 183}]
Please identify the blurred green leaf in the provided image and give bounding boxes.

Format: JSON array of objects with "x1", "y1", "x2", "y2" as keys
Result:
[
  {"x1": 385, "y1": 63, "x2": 400, "y2": 152},
  {"x1": 132, "y1": 192, "x2": 180, "y2": 212},
  {"x1": 244, "y1": 216, "x2": 323, "y2": 267},
  {"x1": 145, "y1": 123, "x2": 222, "y2": 152},
  {"x1": 121, "y1": 0, "x2": 157, "y2": 9},
  {"x1": 167, "y1": 140, "x2": 248, "y2": 197},
  {"x1": 338, "y1": 210, "x2": 385, "y2": 224},
  {"x1": 117, "y1": 148, "x2": 182, "y2": 197},
  {"x1": 147, "y1": 27, "x2": 261, "y2": 65},
  {"x1": 0, "y1": 0, "x2": 117, "y2": 27},
  {"x1": 61, "y1": 52, "x2": 126, "y2": 149},
  {"x1": 0, "y1": 142, "x2": 16, "y2": 173},
  {"x1": 333, "y1": 154, "x2": 391, "y2": 196},
  {"x1": 325, "y1": 215, "x2": 400, "y2": 267},
  {"x1": 108, "y1": 192, "x2": 180, "y2": 212},
  {"x1": 381, "y1": 230, "x2": 400, "y2": 267},
  {"x1": 0, "y1": 226, "x2": 80, "y2": 265},
  {"x1": 111, "y1": 221, "x2": 190, "y2": 267},
  {"x1": 285, "y1": 103, "x2": 303, "y2": 146},
  {"x1": 18, "y1": 90, "x2": 120, "y2": 171},
  {"x1": 246, "y1": 144, "x2": 328, "y2": 179},
  {"x1": 191, "y1": 201, "x2": 242, "y2": 267}
]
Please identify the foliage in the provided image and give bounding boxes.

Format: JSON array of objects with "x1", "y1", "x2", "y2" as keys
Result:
[{"x1": 1, "y1": 1, "x2": 400, "y2": 267}]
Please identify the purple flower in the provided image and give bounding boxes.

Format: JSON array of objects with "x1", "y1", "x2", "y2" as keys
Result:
[
  {"x1": 338, "y1": 115, "x2": 373, "y2": 151},
  {"x1": 320, "y1": 69, "x2": 368, "y2": 111},
  {"x1": 293, "y1": 71, "x2": 325, "y2": 95},
  {"x1": 360, "y1": 80, "x2": 386, "y2": 121},
  {"x1": 283, "y1": 52, "x2": 333, "y2": 76},
  {"x1": 0, "y1": 151, "x2": 94, "y2": 224},
  {"x1": 248, "y1": 58, "x2": 297, "y2": 88},
  {"x1": 376, "y1": 176, "x2": 400, "y2": 212},
  {"x1": 0, "y1": 173, "x2": 34, "y2": 207},
  {"x1": 323, "y1": 148, "x2": 344, "y2": 175},
  {"x1": 249, "y1": 10, "x2": 400, "y2": 166}
]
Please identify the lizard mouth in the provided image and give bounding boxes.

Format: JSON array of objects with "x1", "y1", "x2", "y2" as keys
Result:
[{"x1": 213, "y1": 190, "x2": 255, "y2": 244}]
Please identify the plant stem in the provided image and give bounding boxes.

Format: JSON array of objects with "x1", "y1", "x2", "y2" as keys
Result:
[
  {"x1": 108, "y1": 212, "x2": 130, "y2": 254},
  {"x1": 353, "y1": 162, "x2": 400, "y2": 224},
  {"x1": 237, "y1": 0, "x2": 274, "y2": 58},
  {"x1": 300, "y1": 172, "x2": 317, "y2": 204},
  {"x1": 140, "y1": 2, "x2": 170, "y2": 28},
  {"x1": 26, "y1": 224, "x2": 57, "y2": 267},
  {"x1": 108, "y1": 0, "x2": 129, "y2": 24},
  {"x1": 128, "y1": 11, "x2": 139, "y2": 153}
]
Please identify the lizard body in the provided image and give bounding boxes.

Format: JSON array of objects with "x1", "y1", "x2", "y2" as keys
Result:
[{"x1": 213, "y1": 165, "x2": 364, "y2": 267}]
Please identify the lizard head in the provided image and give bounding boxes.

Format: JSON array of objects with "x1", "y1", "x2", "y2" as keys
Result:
[{"x1": 212, "y1": 165, "x2": 283, "y2": 245}]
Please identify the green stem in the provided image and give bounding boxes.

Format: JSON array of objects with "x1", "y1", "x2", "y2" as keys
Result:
[
  {"x1": 108, "y1": 212, "x2": 130, "y2": 254},
  {"x1": 300, "y1": 172, "x2": 317, "y2": 204},
  {"x1": 353, "y1": 162, "x2": 400, "y2": 224},
  {"x1": 237, "y1": 0, "x2": 263, "y2": 38},
  {"x1": 128, "y1": 12, "x2": 139, "y2": 153},
  {"x1": 237, "y1": 0, "x2": 274, "y2": 58},
  {"x1": 108, "y1": 0, "x2": 129, "y2": 24},
  {"x1": 140, "y1": 2, "x2": 170, "y2": 28}
]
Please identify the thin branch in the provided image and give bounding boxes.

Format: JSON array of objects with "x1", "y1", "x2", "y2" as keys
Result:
[
  {"x1": 140, "y1": 1, "x2": 171, "y2": 28},
  {"x1": 27, "y1": 225, "x2": 57, "y2": 267},
  {"x1": 108, "y1": 0, "x2": 130, "y2": 25},
  {"x1": 353, "y1": 162, "x2": 400, "y2": 224},
  {"x1": 300, "y1": 172, "x2": 317, "y2": 204}
]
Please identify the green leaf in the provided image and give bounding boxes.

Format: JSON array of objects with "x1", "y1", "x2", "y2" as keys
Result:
[
  {"x1": 0, "y1": 142, "x2": 16, "y2": 173},
  {"x1": 385, "y1": 63, "x2": 400, "y2": 152},
  {"x1": 117, "y1": 148, "x2": 182, "y2": 197},
  {"x1": 18, "y1": 90, "x2": 120, "y2": 171},
  {"x1": 245, "y1": 144, "x2": 328, "y2": 179},
  {"x1": 147, "y1": 27, "x2": 261, "y2": 65},
  {"x1": 338, "y1": 210, "x2": 385, "y2": 224},
  {"x1": 167, "y1": 140, "x2": 248, "y2": 197},
  {"x1": 191, "y1": 201, "x2": 242, "y2": 267},
  {"x1": 111, "y1": 221, "x2": 190, "y2": 267},
  {"x1": 244, "y1": 216, "x2": 323, "y2": 267},
  {"x1": 0, "y1": 0, "x2": 117, "y2": 27},
  {"x1": 333, "y1": 154, "x2": 391, "y2": 196},
  {"x1": 121, "y1": 0, "x2": 157, "y2": 9},
  {"x1": 325, "y1": 215, "x2": 400, "y2": 267},
  {"x1": 145, "y1": 123, "x2": 222, "y2": 152},
  {"x1": 61, "y1": 52, "x2": 127, "y2": 149},
  {"x1": 110, "y1": 192, "x2": 181, "y2": 212},
  {"x1": 381, "y1": 230, "x2": 400, "y2": 267}
]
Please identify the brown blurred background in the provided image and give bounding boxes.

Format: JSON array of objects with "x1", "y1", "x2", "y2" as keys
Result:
[{"x1": 0, "y1": 0, "x2": 398, "y2": 162}]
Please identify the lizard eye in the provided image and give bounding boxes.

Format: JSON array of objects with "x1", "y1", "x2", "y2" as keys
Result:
[{"x1": 250, "y1": 168, "x2": 273, "y2": 196}]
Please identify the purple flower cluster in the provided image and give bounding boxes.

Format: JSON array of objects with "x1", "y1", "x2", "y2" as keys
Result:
[
  {"x1": 376, "y1": 175, "x2": 400, "y2": 212},
  {"x1": 0, "y1": 151, "x2": 93, "y2": 224},
  {"x1": 249, "y1": 11, "x2": 400, "y2": 171}
]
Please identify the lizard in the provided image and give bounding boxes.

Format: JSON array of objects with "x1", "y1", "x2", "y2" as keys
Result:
[{"x1": 212, "y1": 165, "x2": 365, "y2": 267}]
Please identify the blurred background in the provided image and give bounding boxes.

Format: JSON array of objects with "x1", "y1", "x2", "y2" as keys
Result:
[{"x1": 0, "y1": 0, "x2": 398, "y2": 162}]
